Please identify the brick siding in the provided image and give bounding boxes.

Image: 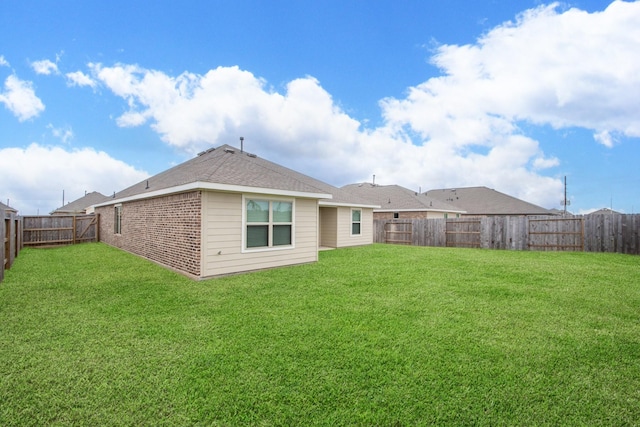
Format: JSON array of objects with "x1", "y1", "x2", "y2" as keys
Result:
[
  {"x1": 97, "y1": 191, "x2": 202, "y2": 277},
  {"x1": 374, "y1": 211, "x2": 433, "y2": 220}
]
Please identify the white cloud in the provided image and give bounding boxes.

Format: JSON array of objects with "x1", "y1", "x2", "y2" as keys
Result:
[
  {"x1": 0, "y1": 144, "x2": 149, "y2": 215},
  {"x1": 385, "y1": 1, "x2": 640, "y2": 138},
  {"x1": 0, "y1": 55, "x2": 8, "y2": 67},
  {"x1": 83, "y1": 1, "x2": 639, "y2": 209},
  {"x1": 47, "y1": 124, "x2": 74, "y2": 144},
  {"x1": 66, "y1": 71, "x2": 96, "y2": 88},
  {"x1": 593, "y1": 130, "x2": 616, "y2": 148},
  {"x1": 0, "y1": 75, "x2": 45, "y2": 121},
  {"x1": 90, "y1": 61, "x2": 563, "y2": 206},
  {"x1": 532, "y1": 155, "x2": 560, "y2": 170},
  {"x1": 31, "y1": 59, "x2": 59, "y2": 75}
]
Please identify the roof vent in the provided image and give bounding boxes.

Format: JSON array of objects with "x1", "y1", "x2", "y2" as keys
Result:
[
  {"x1": 224, "y1": 148, "x2": 235, "y2": 154},
  {"x1": 246, "y1": 153, "x2": 257, "y2": 158}
]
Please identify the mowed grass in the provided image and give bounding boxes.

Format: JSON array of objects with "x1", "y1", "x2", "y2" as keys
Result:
[{"x1": 1, "y1": 243, "x2": 639, "y2": 426}]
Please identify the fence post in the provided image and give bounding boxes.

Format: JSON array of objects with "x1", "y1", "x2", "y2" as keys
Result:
[
  {"x1": 1, "y1": 206, "x2": 5, "y2": 283},
  {"x1": 8, "y1": 212, "x2": 16, "y2": 269}
]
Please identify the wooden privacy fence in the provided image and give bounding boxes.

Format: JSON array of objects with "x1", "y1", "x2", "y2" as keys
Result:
[
  {"x1": 2, "y1": 206, "x2": 21, "y2": 283},
  {"x1": 22, "y1": 214, "x2": 99, "y2": 247},
  {"x1": 446, "y1": 219, "x2": 481, "y2": 248},
  {"x1": 374, "y1": 214, "x2": 640, "y2": 255}
]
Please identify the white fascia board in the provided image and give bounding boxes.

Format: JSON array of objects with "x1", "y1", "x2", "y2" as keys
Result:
[
  {"x1": 319, "y1": 200, "x2": 381, "y2": 209},
  {"x1": 94, "y1": 181, "x2": 332, "y2": 207}
]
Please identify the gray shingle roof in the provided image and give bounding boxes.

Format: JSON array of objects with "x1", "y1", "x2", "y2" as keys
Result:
[
  {"x1": 106, "y1": 145, "x2": 375, "y2": 207},
  {"x1": 52, "y1": 191, "x2": 110, "y2": 214},
  {"x1": 342, "y1": 183, "x2": 465, "y2": 213},
  {"x1": 0, "y1": 201, "x2": 17, "y2": 213},
  {"x1": 587, "y1": 208, "x2": 621, "y2": 215},
  {"x1": 424, "y1": 186, "x2": 551, "y2": 215}
]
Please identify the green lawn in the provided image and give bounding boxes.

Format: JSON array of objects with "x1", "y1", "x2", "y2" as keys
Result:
[{"x1": 1, "y1": 243, "x2": 639, "y2": 426}]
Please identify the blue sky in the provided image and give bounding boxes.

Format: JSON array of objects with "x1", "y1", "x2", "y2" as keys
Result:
[{"x1": 1, "y1": 0, "x2": 639, "y2": 215}]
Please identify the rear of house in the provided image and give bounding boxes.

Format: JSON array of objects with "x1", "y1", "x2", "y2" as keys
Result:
[
  {"x1": 319, "y1": 204, "x2": 374, "y2": 248},
  {"x1": 95, "y1": 145, "x2": 377, "y2": 278}
]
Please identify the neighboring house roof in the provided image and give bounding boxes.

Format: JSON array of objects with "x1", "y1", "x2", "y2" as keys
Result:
[
  {"x1": 0, "y1": 201, "x2": 18, "y2": 213},
  {"x1": 587, "y1": 208, "x2": 622, "y2": 215},
  {"x1": 548, "y1": 208, "x2": 567, "y2": 216},
  {"x1": 342, "y1": 183, "x2": 465, "y2": 214},
  {"x1": 96, "y1": 144, "x2": 377, "y2": 208},
  {"x1": 424, "y1": 186, "x2": 551, "y2": 215},
  {"x1": 51, "y1": 191, "x2": 109, "y2": 214}
]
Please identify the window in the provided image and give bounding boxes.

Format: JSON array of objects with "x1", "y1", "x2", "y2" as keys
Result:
[
  {"x1": 351, "y1": 209, "x2": 362, "y2": 236},
  {"x1": 114, "y1": 204, "x2": 122, "y2": 234},
  {"x1": 393, "y1": 212, "x2": 399, "y2": 219},
  {"x1": 245, "y1": 198, "x2": 293, "y2": 249}
]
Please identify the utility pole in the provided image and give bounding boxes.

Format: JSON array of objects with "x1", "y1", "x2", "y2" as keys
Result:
[
  {"x1": 564, "y1": 176, "x2": 567, "y2": 216},
  {"x1": 561, "y1": 176, "x2": 571, "y2": 216}
]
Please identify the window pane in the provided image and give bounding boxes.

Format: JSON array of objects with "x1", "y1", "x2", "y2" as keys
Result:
[
  {"x1": 273, "y1": 225, "x2": 292, "y2": 246},
  {"x1": 352, "y1": 209, "x2": 361, "y2": 221},
  {"x1": 114, "y1": 206, "x2": 122, "y2": 234},
  {"x1": 352, "y1": 222, "x2": 361, "y2": 235},
  {"x1": 247, "y1": 225, "x2": 269, "y2": 247},
  {"x1": 272, "y1": 201, "x2": 292, "y2": 223},
  {"x1": 247, "y1": 200, "x2": 269, "y2": 222}
]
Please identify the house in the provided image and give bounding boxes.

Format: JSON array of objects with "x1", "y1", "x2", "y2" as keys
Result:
[
  {"x1": 587, "y1": 208, "x2": 621, "y2": 215},
  {"x1": 93, "y1": 145, "x2": 378, "y2": 279},
  {"x1": 424, "y1": 186, "x2": 552, "y2": 216},
  {"x1": 51, "y1": 191, "x2": 109, "y2": 215},
  {"x1": 342, "y1": 183, "x2": 466, "y2": 219},
  {"x1": 0, "y1": 201, "x2": 17, "y2": 215},
  {"x1": 548, "y1": 208, "x2": 568, "y2": 216}
]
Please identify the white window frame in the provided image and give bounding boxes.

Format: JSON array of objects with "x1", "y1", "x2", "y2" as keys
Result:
[
  {"x1": 242, "y1": 195, "x2": 295, "y2": 252},
  {"x1": 351, "y1": 208, "x2": 362, "y2": 236},
  {"x1": 114, "y1": 204, "x2": 122, "y2": 234}
]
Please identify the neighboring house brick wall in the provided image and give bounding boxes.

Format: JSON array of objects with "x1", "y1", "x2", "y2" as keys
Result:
[
  {"x1": 374, "y1": 211, "x2": 454, "y2": 220},
  {"x1": 97, "y1": 191, "x2": 202, "y2": 277}
]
